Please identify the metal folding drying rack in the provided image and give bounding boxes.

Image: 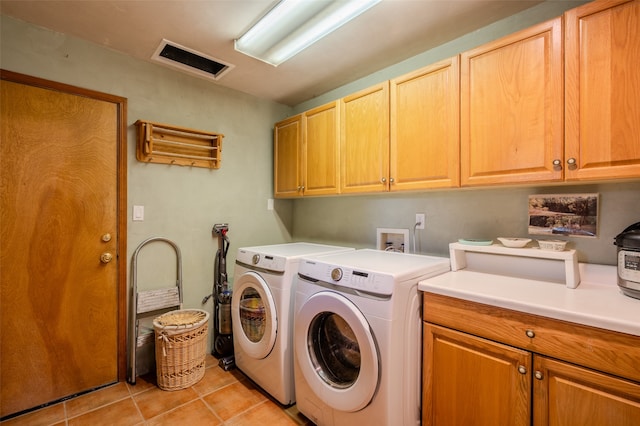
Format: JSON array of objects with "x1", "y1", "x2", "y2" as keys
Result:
[{"x1": 127, "y1": 237, "x2": 183, "y2": 384}]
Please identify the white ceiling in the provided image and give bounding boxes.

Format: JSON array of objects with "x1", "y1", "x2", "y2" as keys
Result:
[{"x1": 1, "y1": 0, "x2": 545, "y2": 106}]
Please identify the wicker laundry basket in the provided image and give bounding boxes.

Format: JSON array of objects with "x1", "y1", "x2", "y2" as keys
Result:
[{"x1": 153, "y1": 309, "x2": 209, "y2": 390}]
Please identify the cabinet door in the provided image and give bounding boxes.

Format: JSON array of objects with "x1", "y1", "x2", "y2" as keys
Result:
[
  {"x1": 565, "y1": 0, "x2": 640, "y2": 181},
  {"x1": 390, "y1": 56, "x2": 460, "y2": 191},
  {"x1": 423, "y1": 324, "x2": 531, "y2": 426},
  {"x1": 533, "y1": 356, "x2": 640, "y2": 426},
  {"x1": 461, "y1": 17, "x2": 563, "y2": 186},
  {"x1": 274, "y1": 114, "x2": 303, "y2": 198},
  {"x1": 304, "y1": 101, "x2": 340, "y2": 196},
  {"x1": 340, "y1": 82, "x2": 390, "y2": 194}
]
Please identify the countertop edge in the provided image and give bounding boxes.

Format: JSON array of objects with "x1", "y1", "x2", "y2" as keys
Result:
[{"x1": 419, "y1": 267, "x2": 640, "y2": 337}]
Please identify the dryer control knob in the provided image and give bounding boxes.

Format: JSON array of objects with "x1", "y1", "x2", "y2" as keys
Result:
[
  {"x1": 252, "y1": 254, "x2": 260, "y2": 265},
  {"x1": 331, "y1": 268, "x2": 343, "y2": 281}
]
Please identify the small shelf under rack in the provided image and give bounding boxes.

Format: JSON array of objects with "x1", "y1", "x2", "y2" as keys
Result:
[
  {"x1": 449, "y1": 242, "x2": 580, "y2": 288},
  {"x1": 136, "y1": 120, "x2": 223, "y2": 169}
]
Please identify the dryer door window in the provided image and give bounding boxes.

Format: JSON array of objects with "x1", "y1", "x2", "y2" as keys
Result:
[
  {"x1": 239, "y1": 287, "x2": 266, "y2": 343},
  {"x1": 309, "y1": 312, "x2": 360, "y2": 388},
  {"x1": 295, "y1": 291, "x2": 379, "y2": 412},
  {"x1": 231, "y1": 271, "x2": 277, "y2": 359}
]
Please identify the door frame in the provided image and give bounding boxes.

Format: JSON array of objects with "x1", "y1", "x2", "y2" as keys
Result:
[{"x1": 1, "y1": 69, "x2": 128, "y2": 381}]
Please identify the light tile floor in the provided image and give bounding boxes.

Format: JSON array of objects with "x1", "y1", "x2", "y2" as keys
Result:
[{"x1": 1, "y1": 355, "x2": 312, "y2": 426}]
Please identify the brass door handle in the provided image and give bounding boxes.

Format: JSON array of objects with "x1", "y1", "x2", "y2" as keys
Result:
[{"x1": 100, "y1": 252, "x2": 113, "y2": 264}]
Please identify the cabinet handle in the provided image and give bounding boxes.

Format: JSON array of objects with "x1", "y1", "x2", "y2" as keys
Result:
[
  {"x1": 389, "y1": 177, "x2": 395, "y2": 184},
  {"x1": 381, "y1": 177, "x2": 387, "y2": 183},
  {"x1": 525, "y1": 329, "x2": 535, "y2": 338},
  {"x1": 552, "y1": 159, "x2": 562, "y2": 170},
  {"x1": 518, "y1": 365, "x2": 527, "y2": 375},
  {"x1": 567, "y1": 157, "x2": 577, "y2": 170},
  {"x1": 534, "y1": 371, "x2": 543, "y2": 380}
]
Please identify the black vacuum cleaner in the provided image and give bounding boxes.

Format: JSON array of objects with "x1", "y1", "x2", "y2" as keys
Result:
[{"x1": 202, "y1": 223, "x2": 235, "y2": 370}]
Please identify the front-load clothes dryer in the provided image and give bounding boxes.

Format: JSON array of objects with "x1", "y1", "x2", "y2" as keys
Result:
[
  {"x1": 231, "y1": 242, "x2": 354, "y2": 405},
  {"x1": 293, "y1": 249, "x2": 450, "y2": 425}
]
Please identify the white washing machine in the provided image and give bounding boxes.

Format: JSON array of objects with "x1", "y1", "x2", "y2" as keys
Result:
[
  {"x1": 231, "y1": 242, "x2": 354, "y2": 405},
  {"x1": 293, "y1": 249, "x2": 450, "y2": 425}
]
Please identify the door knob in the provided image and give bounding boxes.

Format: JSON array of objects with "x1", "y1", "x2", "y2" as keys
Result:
[{"x1": 100, "y1": 252, "x2": 113, "y2": 264}]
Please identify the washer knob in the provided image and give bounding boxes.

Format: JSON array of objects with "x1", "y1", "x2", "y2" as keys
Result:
[
  {"x1": 331, "y1": 268, "x2": 343, "y2": 281},
  {"x1": 252, "y1": 254, "x2": 260, "y2": 265}
]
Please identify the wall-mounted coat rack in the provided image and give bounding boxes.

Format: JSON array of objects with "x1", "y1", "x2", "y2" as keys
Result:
[{"x1": 135, "y1": 120, "x2": 223, "y2": 169}]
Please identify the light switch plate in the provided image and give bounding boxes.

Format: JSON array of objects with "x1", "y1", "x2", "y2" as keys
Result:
[{"x1": 133, "y1": 205, "x2": 144, "y2": 221}]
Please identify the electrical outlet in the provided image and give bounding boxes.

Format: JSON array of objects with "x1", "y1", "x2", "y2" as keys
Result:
[{"x1": 415, "y1": 213, "x2": 425, "y2": 230}]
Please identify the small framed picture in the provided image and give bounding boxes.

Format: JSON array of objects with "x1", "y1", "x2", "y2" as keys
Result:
[{"x1": 528, "y1": 193, "x2": 598, "y2": 238}]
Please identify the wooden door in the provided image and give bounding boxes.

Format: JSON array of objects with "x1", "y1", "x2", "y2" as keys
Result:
[
  {"x1": 274, "y1": 114, "x2": 303, "y2": 198},
  {"x1": 460, "y1": 17, "x2": 563, "y2": 186},
  {"x1": 423, "y1": 323, "x2": 531, "y2": 426},
  {"x1": 0, "y1": 71, "x2": 127, "y2": 418},
  {"x1": 390, "y1": 56, "x2": 460, "y2": 191},
  {"x1": 303, "y1": 101, "x2": 340, "y2": 196},
  {"x1": 565, "y1": 0, "x2": 640, "y2": 181},
  {"x1": 340, "y1": 82, "x2": 389, "y2": 194},
  {"x1": 533, "y1": 356, "x2": 640, "y2": 425}
]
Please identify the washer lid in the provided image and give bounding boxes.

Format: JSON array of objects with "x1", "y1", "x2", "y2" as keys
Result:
[
  {"x1": 236, "y1": 243, "x2": 354, "y2": 272},
  {"x1": 298, "y1": 249, "x2": 450, "y2": 294}
]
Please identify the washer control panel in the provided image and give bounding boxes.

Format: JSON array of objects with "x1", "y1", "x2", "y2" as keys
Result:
[
  {"x1": 300, "y1": 260, "x2": 394, "y2": 296},
  {"x1": 236, "y1": 249, "x2": 287, "y2": 272}
]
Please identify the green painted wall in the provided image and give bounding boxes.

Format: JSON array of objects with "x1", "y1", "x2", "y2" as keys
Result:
[
  {"x1": 1, "y1": 15, "x2": 294, "y2": 314},
  {"x1": 2, "y1": 0, "x2": 638, "y2": 294}
]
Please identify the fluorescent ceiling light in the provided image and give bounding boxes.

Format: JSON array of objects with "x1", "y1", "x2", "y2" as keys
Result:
[{"x1": 235, "y1": 0, "x2": 381, "y2": 66}]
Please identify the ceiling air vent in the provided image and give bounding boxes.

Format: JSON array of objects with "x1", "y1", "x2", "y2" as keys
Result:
[{"x1": 152, "y1": 39, "x2": 234, "y2": 81}]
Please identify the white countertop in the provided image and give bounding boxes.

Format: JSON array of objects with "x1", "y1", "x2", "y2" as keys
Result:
[{"x1": 419, "y1": 263, "x2": 640, "y2": 337}]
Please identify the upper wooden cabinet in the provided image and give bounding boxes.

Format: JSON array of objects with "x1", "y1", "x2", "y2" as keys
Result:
[
  {"x1": 303, "y1": 101, "x2": 341, "y2": 196},
  {"x1": 273, "y1": 102, "x2": 341, "y2": 198},
  {"x1": 274, "y1": 114, "x2": 303, "y2": 198},
  {"x1": 564, "y1": 0, "x2": 640, "y2": 181},
  {"x1": 460, "y1": 17, "x2": 564, "y2": 186},
  {"x1": 340, "y1": 82, "x2": 390, "y2": 194},
  {"x1": 390, "y1": 57, "x2": 460, "y2": 190},
  {"x1": 274, "y1": 1, "x2": 640, "y2": 198}
]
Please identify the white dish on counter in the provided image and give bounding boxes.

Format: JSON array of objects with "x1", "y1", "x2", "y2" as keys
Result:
[
  {"x1": 538, "y1": 239, "x2": 567, "y2": 251},
  {"x1": 458, "y1": 238, "x2": 493, "y2": 246},
  {"x1": 497, "y1": 237, "x2": 532, "y2": 248}
]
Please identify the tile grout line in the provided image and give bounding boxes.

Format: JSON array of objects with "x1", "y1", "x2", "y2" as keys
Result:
[
  {"x1": 130, "y1": 391, "x2": 147, "y2": 425},
  {"x1": 64, "y1": 395, "x2": 136, "y2": 424}
]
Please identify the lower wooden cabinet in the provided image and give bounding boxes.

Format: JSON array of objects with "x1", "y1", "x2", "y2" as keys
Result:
[
  {"x1": 423, "y1": 324, "x2": 531, "y2": 425},
  {"x1": 422, "y1": 294, "x2": 640, "y2": 425},
  {"x1": 533, "y1": 356, "x2": 640, "y2": 426}
]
